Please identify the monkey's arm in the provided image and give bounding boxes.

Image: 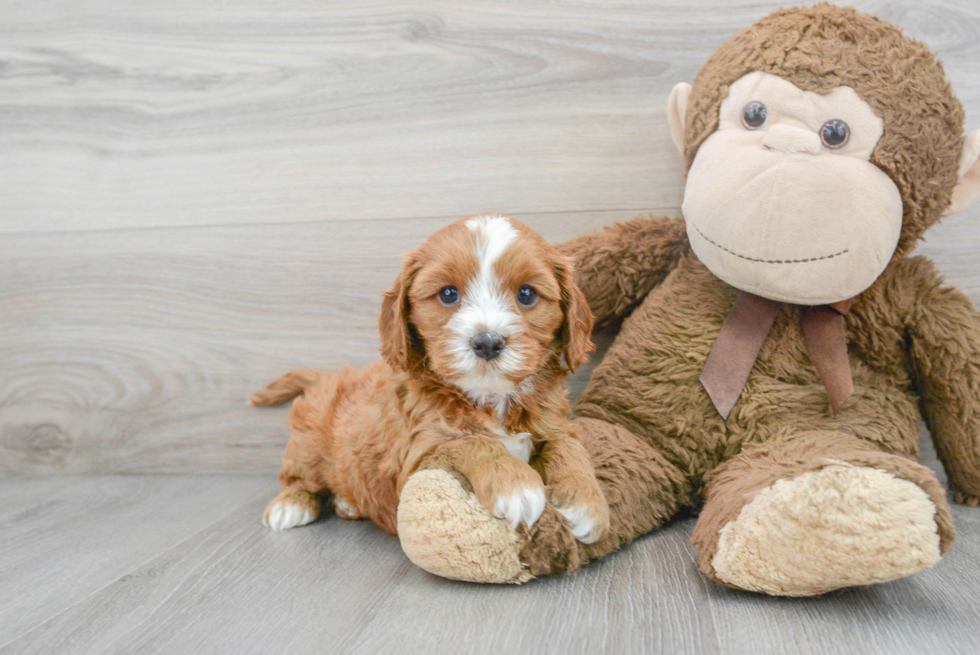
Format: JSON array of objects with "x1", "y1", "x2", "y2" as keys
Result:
[
  {"x1": 906, "y1": 258, "x2": 980, "y2": 506},
  {"x1": 557, "y1": 215, "x2": 690, "y2": 326}
]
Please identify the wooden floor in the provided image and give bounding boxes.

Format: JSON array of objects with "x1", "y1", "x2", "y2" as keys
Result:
[
  {"x1": 3, "y1": 1, "x2": 980, "y2": 653},
  {"x1": 2, "y1": 436, "x2": 979, "y2": 654}
]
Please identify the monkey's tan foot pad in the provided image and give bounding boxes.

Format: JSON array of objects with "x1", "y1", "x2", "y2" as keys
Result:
[
  {"x1": 397, "y1": 469, "x2": 532, "y2": 584},
  {"x1": 710, "y1": 462, "x2": 943, "y2": 596}
]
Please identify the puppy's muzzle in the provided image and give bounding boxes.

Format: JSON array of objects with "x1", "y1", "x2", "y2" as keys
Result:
[{"x1": 471, "y1": 331, "x2": 505, "y2": 361}]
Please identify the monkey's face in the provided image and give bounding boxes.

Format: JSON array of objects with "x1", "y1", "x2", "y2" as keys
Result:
[{"x1": 682, "y1": 72, "x2": 903, "y2": 305}]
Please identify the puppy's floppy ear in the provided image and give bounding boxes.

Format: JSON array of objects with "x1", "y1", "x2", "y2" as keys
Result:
[
  {"x1": 551, "y1": 249, "x2": 595, "y2": 373},
  {"x1": 379, "y1": 251, "x2": 425, "y2": 372}
]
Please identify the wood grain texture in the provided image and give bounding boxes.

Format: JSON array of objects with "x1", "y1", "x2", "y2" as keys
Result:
[
  {"x1": 0, "y1": 0, "x2": 978, "y2": 234},
  {"x1": 1, "y1": 437, "x2": 977, "y2": 654},
  {"x1": 1, "y1": 1, "x2": 979, "y2": 475},
  {"x1": 0, "y1": 475, "x2": 270, "y2": 646}
]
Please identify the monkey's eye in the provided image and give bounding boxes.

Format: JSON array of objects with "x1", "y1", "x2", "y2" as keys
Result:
[
  {"x1": 438, "y1": 286, "x2": 460, "y2": 305},
  {"x1": 516, "y1": 285, "x2": 538, "y2": 307},
  {"x1": 741, "y1": 101, "x2": 768, "y2": 129},
  {"x1": 820, "y1": 119, "x2": 850, "y2": 149}
]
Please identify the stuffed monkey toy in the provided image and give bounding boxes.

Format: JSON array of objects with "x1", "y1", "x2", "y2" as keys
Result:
[{"x1": 396, "y1": 4, "x2": 980, "y2": 595}]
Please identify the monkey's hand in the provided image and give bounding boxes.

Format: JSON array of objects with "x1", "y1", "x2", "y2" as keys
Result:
[
  {"x1": 906, "y1": 257, "x2": 980, "y2": 504},
  {"x1": 954, "y1": 489, "x2": 980, "y2": 508},
  {"x1": 557, "y1": 215, "x2": 689, "y2": 326}
]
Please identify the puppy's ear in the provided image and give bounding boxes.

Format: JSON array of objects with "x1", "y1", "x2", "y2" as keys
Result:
[
  {"x1": 379, "y1": 252, "x2": 424, "y2": 372},
  {"x1": 551, "y1": 249, "x2": 595, "y2": 373}
]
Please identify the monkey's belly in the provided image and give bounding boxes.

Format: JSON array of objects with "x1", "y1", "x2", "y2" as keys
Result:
[{"x1": 575, "y1": 261, "x2": 923, "y2": 479}]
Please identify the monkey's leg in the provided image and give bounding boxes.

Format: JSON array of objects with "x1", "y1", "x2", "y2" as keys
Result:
[
  {"x1": 397, "y1": 417, "x2": 691, "y2": 582},
  {"x1": 692, "y1": 430, "x2": 954, "y2": 596}
]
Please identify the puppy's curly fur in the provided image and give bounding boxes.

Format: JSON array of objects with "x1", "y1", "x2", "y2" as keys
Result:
[{"x1": 252, "y1": 215, "x2": 610, "y2": 544}]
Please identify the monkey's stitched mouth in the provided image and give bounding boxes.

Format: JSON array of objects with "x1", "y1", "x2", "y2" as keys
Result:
[{"x1": 693, "y1": 224, "x2": 849, "y2": 264}]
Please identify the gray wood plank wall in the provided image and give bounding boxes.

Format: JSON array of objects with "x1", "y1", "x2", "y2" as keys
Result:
[{"x1": 2, "y1": 0, "x2": 979, "y2": 474}]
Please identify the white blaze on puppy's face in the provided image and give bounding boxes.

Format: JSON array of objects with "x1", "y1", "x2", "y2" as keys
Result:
[
  {"x1": 447, "y1": 215, "x2": 524, "y2": 398},
  {"x1": 404, "y1": 214, "x2": 569, "y2": 406}
]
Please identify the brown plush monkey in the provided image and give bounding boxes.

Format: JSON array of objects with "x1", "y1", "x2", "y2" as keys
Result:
[{"x1": 396, "y1": 4, "x2": 980, "y2": 596}]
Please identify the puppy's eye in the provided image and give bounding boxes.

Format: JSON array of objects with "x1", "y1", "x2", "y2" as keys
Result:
[
  {"x1": 742, "y1": 101, "x2": 768, "y2": 130},
  {"x1": 438, "y1": 286, "x2": 459, "y2": 306},
  {"x1": 820, "y1": 119, "x2": 850, "y2": 149},
  {"x1": 516, "y1": 285, "x2": 537, "y2": 307}
]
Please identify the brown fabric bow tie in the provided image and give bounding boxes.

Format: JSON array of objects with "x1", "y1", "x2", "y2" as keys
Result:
[{"x1": 700, "y1": 291, "x2": 854, "y2": 419}]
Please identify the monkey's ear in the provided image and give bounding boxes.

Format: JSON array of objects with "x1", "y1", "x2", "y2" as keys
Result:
[
  {"x1": 667, "y1": 82, "x2": 692, "y2": 156},
  {"x1": 945, "y1": 129, "x2": 980, "y2": 216}
]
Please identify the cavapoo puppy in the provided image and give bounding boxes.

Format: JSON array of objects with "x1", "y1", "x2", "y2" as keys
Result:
[{"x1": 251, "y1": 213, "x2": 609, "y2": 544}]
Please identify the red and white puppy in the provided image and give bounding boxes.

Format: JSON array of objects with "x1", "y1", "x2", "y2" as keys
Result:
[{"x1": 251, "y1": 214, "x2": 609, "y2": 544}]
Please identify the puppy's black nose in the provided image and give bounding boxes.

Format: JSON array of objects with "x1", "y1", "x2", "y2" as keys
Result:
[{"x1": 471, "y1": 332, "x2": 505, "y2": 361}]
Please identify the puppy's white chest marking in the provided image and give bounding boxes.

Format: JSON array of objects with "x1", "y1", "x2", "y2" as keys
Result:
[{"x1": 496, "y1": 431, "x2": 532, "y2": 463}]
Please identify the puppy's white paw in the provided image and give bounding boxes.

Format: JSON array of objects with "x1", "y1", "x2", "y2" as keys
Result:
[
  {"x1": 496, "y1": 431, "x2": 533, "y2": 463},
  {"x1": 263, "y1": 501, "x2": 316, "y2": 531},
  {"x1": 557, "y1": 505, "x2": 602, "y2": 544},
  {"x1": 493, "y1": 486, "x2": 547, "y2": 530}
]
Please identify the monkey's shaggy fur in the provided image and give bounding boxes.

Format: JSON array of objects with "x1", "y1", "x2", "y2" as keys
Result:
[{"x1": 397, "y1": 4, "x2": 980, "y2": 594}]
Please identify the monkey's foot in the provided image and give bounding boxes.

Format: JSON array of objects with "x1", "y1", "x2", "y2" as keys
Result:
[{"x1": 708, "y1": 463, "x2": 943, "y2": 596}]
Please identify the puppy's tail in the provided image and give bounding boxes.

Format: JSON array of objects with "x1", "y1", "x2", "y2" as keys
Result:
[{"x1": 249, "y1": 368, "x2": 324, "y2": 407}]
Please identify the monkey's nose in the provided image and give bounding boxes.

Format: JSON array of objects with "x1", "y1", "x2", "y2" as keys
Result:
[
  {"x1": 471, "y1": 332, "x2": 505, "y2": 361},
  {"x1": 762, "y1": 124, "x2": 822, "y2": 155}
]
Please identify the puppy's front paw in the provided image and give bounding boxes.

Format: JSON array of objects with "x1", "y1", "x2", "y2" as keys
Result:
[
  {"x1": 492, "y1": 486, "x2": 547, "y2": 530},
  {"x1": 471, "y1": 464, "x2": 547, "y2": 530},
  {"x1": 550, "y1": 479, "x2": 610, "y2": 544},
  {"x1": 556, "y1": 503, "x2": 608, "y2": 545}
]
